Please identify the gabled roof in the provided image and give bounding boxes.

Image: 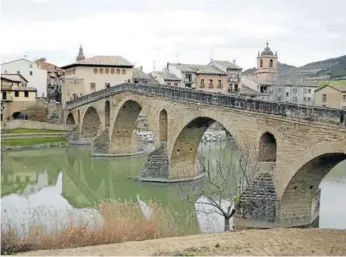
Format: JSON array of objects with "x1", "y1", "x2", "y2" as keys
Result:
[
  {"x1": 35, "y1": 59, "x2": 64, "y2": 74},
  {"x1": 1, "y1": 58, "x2": 32, "y2": 66},
  {"x1": 1, "y1": 73, "x2": 28, "y2": 83},
  {"x1": 209, "y1": 60, "x2": 242, "y2": 70},
  {"x1": 315, "y1": 84, "x2": 346, "y2": 93},
  {"x1": 169, "y1": 63, "x2": 227, "y2": 75},
  {"x1": 151, "y1": 71, "x2": 181, "y2": 81},
  {"x1": 61, "y1": 55, "x2": 134, "y2": 69}
]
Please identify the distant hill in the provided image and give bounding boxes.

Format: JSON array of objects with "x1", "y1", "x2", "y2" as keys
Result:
[{"x1": 242, "y1": 55, "x2": 346, "y2": 82}]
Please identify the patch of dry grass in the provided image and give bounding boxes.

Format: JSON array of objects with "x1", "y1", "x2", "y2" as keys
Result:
[{"x1": 1, "y1": 199, "x2": 196, "y2": 255}]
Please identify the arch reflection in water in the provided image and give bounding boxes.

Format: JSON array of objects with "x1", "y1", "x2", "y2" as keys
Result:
[{"x1": 1, "y1": 172, "x2": 104, "y2": 237}]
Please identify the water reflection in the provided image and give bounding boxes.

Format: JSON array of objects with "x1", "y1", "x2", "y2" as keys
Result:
[
  {"x1": 1, "y1": 172, "x2": 104, "y2": 237},
  {"x1": 1, "y1": 145, "x2": 346, "y2": 235}
]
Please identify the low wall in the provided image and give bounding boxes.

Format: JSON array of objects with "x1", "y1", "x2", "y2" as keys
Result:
[{"x1": 2, "y1": 120, "x2": 74, "y2": 131}]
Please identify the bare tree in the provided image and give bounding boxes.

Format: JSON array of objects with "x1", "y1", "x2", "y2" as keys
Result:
[{"x1": 180, "y1": 135, "x2": 260, "y2": 232}]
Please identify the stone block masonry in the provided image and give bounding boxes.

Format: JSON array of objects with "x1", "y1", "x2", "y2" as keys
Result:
[{"x1": 65, "y1": 83, "x2": 346, "y2": 228}]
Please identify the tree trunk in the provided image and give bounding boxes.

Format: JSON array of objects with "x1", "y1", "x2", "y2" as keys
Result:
[{"x1": 224, "y1": 217, "x2": 231, "y2": 232}]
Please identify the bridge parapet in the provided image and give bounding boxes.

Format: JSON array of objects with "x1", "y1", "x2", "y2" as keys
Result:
[{"x1": 66, "y1": 83, "x2": 346, "y2": 128}]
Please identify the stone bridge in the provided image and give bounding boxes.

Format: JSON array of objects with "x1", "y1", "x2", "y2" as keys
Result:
[{"x1": 65, "y1": 83, "x2": 346, "y2": 228}]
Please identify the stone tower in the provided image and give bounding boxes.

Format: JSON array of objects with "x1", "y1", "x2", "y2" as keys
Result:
[
  {"x1": 76, "y1": 45, "x2": 85, "y2": 61},
  {"x1": 254, "y1": 42, "x2": 278, "y2": 82}
]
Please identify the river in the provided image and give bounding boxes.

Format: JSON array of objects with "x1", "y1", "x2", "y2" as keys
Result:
[{"x1": 1, "y1": 143, "x2": 346, "y2": 235}]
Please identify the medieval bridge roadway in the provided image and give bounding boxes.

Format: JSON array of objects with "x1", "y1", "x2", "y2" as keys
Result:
[{"x1": 65, "y1": 83, "x2": 346, "y2": 228}]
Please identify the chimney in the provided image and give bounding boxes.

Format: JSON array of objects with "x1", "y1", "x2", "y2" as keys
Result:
[
  {"x1": 233, "y1": 60, "x2": 236, "y2": 65},
  {"x1": 140, "y1": 66, "x2": 143, "y2": 71}
]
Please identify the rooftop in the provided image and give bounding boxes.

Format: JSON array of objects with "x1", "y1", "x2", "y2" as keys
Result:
[
  {"x1": 61, "y1": 55, "x2": 134, "y2": 69},
  {"x1": 169, "y1": 63, "x2": 227, "y2": 75},
  {"x1": 1, "y1": 73, "x2": 28, "y2": 83},
  {"x1": 133, "y1": 67, "x2": 150, "y2": 80},
  {"x1": 209, "y1": 60, "x2": 242, "y2": 70},
  {"x1": 317, "y1": 84, "x2": 346, "y2": 92},
  {"x1": 152, "y1": 71, "x2": 181, "y2": 81}
]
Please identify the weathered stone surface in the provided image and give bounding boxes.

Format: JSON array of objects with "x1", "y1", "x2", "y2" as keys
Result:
[
  {"x1": 64, "y1": 83, "x2": 346, "y2": 227},
  {"x1": 236, "y1": 172, "x2": 278, "y2": 223},
  {"x1": 139, "y1": 143, "x2": 169, "y2": 180}
]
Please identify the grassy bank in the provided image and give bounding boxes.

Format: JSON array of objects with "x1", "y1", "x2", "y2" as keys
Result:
[
  {"x1": 1, "y1": 136, "x2": 67, "y2": 146},
  {"x1": 2, "y1": 128, "x2": 67, "y2": 134},
  {"x1": 1, "y1": 200, "x2": 197, "y2": 255}
]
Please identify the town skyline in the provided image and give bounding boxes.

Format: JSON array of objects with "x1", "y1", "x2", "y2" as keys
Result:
[{"x1": 1, "y1": 0, "x2": 346, "y2": 72}]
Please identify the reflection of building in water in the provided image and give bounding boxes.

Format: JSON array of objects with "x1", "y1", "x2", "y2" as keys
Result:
[
  {"x1": 5, "y1": 171, "x2": 37, "y2": 184},
  {"x1": 22, "y1": 170, "x2": 50, "y2": 197}
]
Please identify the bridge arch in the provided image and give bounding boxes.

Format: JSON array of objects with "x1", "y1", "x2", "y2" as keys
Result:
[
  {"x1": 258, "y1": 132, "x2": 277, "y2": 162},
  {"x1": 81, "y1": 106, "x2": 101, "y2": 140},
  {"x1": 109, "y1": 99, "x2": 155, "y2": 155},
  {"x1": 105, "y1": 100, "x2": 110, "y2": 127},
  {"x1": 159, "y1": 109, "x2": 168, "y2": 143},
  {"x1": 169, "y1": 116, "x2": 236, "y2": 179},
  {"x1": 279, "y1": 142, "x2": 346, "y2": 227},
  {"x1": 66, "y1": 113, "x2": 76, "y2": 125}
]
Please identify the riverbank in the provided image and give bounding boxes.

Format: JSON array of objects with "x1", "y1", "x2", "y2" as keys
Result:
[
  {"x1": 18, "y1": 228, "x2": 346, "y2": 256},
  {"x1": 1, "y1": 137, "x2": 68, "y2": 150}
]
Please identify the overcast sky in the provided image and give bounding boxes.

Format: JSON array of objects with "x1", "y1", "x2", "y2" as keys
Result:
[{"x1": 1, "y1": 0, "x2": 345, "y2": 72}]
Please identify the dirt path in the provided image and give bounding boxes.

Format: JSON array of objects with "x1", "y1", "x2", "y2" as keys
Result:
[{"x1": 18, "y1": 228, "x2": 346, "y2": 256}]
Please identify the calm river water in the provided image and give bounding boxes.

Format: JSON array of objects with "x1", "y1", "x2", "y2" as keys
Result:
[{"x1": 1, "y1": 143, "x2": 346, "y2": 235}]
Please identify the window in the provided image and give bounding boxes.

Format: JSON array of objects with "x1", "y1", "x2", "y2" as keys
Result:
[
  {"x1": 30, "y1": 71, "x2": 33, "y2": 76},
  {"x1": 286, "y1": 92, "x2": 289, "y2": 97},
  {"x1": 94, "y1": 68, "x2": 98, "y2": 74},
  {"x1": 260, "y1": 59, "x2": 263, "y2": 68},
  {"x1": 116, "y1": 69, "x2": 120, "y2": 74},
  {"x1": 217, "y1": 80, "x2": 222, "y2": 88},
  {"x1": 72, "y1": 69, "x2": 76, "y2": 75},
  {"x1": 308, "y1": 89, "x2": 311, "y2": 93},
  {"x1": 322, "y1": 94, "x2": 327, "y2": 102},
  {"x1": 209, "y1": 79, "x2": 213, "y2": 88},
  {"x1": 167, "y1": 82, "x2": 171, "y2": 86},
  {"x1": 342, "y1": 95, "x2": 346, "y2": 102},
  {"x1": 304, "y1": 97, "x2": 307, "y2": 102},
  {"x1": 15, "y1": 91, "x2": 19, "y2": 97},
  {"x1": 270, "y1": 59, "x2": 273, "y2": 67},
  {"x1": 105, "y1": 83, "x2": 110, "y2": 88},
  {"x1": 24, "y1": 91, "x2": 29, "y2": 97},
  {"x1": 105, "y1": 68, "x2": 109, "y2": 74},
  {"x1": 292, "y1": 88, "x2": 297, "y2": 94},
  {"x1": 174, "y1": 82, "x2": 178, "y2": 86},
  {"x1": 111, "y1": 68, "x2": 115, "y2": 74},
  {"x1": 308, "y1": 97, "x2": 311, "y2": 102},
  {"x1": 200, "y1": 79, "x2": 205, "y2": 88},
  {"x1": 122, "y1": 69, "x2": 126, "y2": 75},
  {"x1": 90, "y1": 83, "x2": 96, "y2": 92},
  {"x1": 234, "y1": 84, "x2": 239, "y2": 92},
  {"x1": 99, "y1": 68, "x2": 104, "y2": 74}
]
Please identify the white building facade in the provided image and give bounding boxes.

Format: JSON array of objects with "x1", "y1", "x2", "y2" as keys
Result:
[{"x1": 1, "y1": 58, "x2": 48, "y2": 97}]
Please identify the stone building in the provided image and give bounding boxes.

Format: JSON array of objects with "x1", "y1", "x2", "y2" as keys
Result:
[
  {"x1": 150, "y1": 71, "x2": 181, "y2": 86},
  {"x1": 35, "y1": 58, "x2": 65, "y2": 103},
  {"x1": 1, "y1": 58, "x2": 48, "y2": 97},
  {"x1": 167, "y1": 63, "x2": 228, "y2": 93},
  {"x1": 271, "y1": 83, "x2": 318, "y2": 105},
  {"x1": 1, "y1": 74, "x2": 37, "y2": 122},
  {"x1": 60, "y1": 46, "x2": 134, "y2": 107},
  {"x1": 240, "y1": 42, "x2": 279, "y2": 100},
  {"x1": 314, "y1": 84, "x2": 346, "y2": 109},
  {"x1": 208, "y1": 60, "x2": 242, "y2": 93}
]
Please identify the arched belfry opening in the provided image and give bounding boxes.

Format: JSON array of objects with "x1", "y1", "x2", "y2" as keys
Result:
[
  {"x1": 105, "y1": 100, "x2": 110, "y2": 127},
  {"x1": 258, "y1": 132, "x2": 277, "y2": 162},
  {"x1": 159, "y1": 109, "x2": 168, "y2": 143}
]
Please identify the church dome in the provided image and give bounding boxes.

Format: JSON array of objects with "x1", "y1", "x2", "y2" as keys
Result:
[{"x1": 261, "y1": 42, "x2": 274, "y2": 56}]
